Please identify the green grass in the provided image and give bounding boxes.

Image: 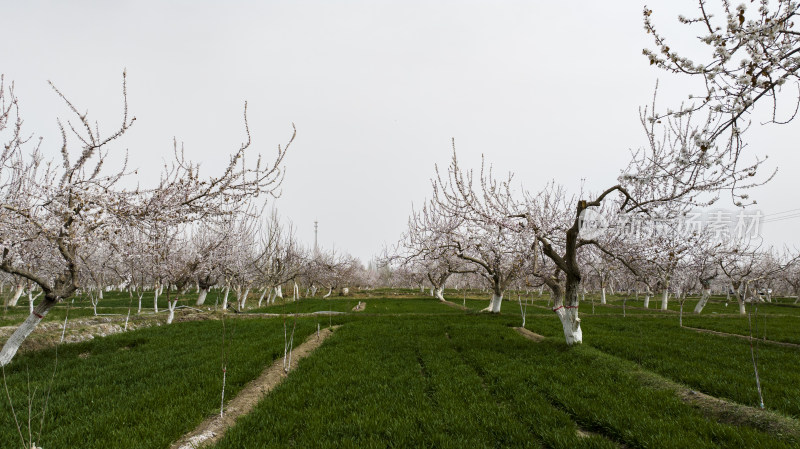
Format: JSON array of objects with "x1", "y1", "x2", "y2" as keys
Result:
[
  {"x1": 682, "y1": 313, "x2": 800, "y2": 345},
  {"x1": 248, "y1": 296, "x2": 466, "y2": 315},
  {"x1": 523, "y1": 315, "x2": 800, "y2": 419},
  {"x1": 2, "y1": 292, "x2": 799, "y2": 448},
  {"x1": 361, "y1": 297, "x2": 465, "y2": 314},
  {"x1": 0, "y1": 290, "x2": 205, "y2": 327},
  {"x1": 249, "y1": 297, "x2": 362, "y2": 314},
  {"x1": 0, "y1": 317, "x2": 318, "y2": 449},
  {"x1": 212, "y1": 315, "x2": 794, "y2": 449}
]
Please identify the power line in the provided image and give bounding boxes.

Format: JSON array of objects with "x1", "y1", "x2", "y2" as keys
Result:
[
  {"x1": 761, "y1": 208, "x2": 800, "y2": 218},
  {"x1": 762, "y1": 212, "x2": 800, "y2": 224}
]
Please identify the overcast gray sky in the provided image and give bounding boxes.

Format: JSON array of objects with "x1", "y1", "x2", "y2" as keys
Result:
[{"x1": 3, "y1": 1, "x2": 799, "y2": 262}]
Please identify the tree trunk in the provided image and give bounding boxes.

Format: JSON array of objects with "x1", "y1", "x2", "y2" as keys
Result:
[
  {"x1": 481, "y1": 293, "x2": 503, "y2": 313},
  {"x1": 166, "y1": 300, "x2": 177, "y2": 324},
  {"x1": 737, "y1": 293, "x2": 746, "y2": 315},
  {"x1": 222, "y1": 285, "x2": 230, "y2": 311},
  {"x1": 554, "y1": 277, "x2": 582, "y2": 345},
  {"x1": 600, "y1": 287, "x2": 607, "y2": 304},
  {"x1": 275, "y1": 285, "x2": 283, "y2": 299},
  {"x1": 8, "y1": 284, "x2": 23, "y2": 307},
  {"x1": 196, "y1": 287, "x2": 209, "y2": 306},
  {"x1": 154, "y1": 282, "x2": 160, "y2": 313},
  {"x1": 0, "y1": 295, "x2": 58, "y2": 366},
  {"x1": 241, "y1": 286, "x2": 250, "y2": 309},
  {"x1": 643, "y1": 294, "x2": 650, "y2": 308},
  {"x1": 323, "y1": 287, "x2": 333, "y2": 299},
  {"x1": 694, "y1": 288, "x2": 711, "y2": 314},
  {"x1": 434, "y1": 286, "x2": 445, "y2": 302},
  {"x1": 661, "y1": 288, "x2": 669, "y2": 311},
  {"x1": 257, "y1": 288, "x2": 268, "y2": 307}
]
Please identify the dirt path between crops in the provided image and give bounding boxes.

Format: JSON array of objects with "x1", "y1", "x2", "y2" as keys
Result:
[
  {"x1": 514, "y1": 327, "x2": 546, "y2": 342},
  {"x1": 512, "y1": 323, "x2": 799, "y2": 440},
  {"x1": 171, "y1": 325, "x2": 339, "y2": 449},
  {"x1": 682, "y1": 325, "x2": 800, "y2": 349},
  {"x1": 440, "y1": 300, "x2": 468, "y2": 311},
  {"x1": 634, "y1": 369, "x2": 800, "y2": 440},
  {"x1": 0, "y1": 310, "x2": 218, "y2": 354},
  {"x1": 0, "y1": 316, "x2": 158, "y2": 353}
]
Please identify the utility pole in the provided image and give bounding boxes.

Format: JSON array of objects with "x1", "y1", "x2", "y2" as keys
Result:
[{"x1": 314, "y1": 220, "x2": 319, "y2": 254}]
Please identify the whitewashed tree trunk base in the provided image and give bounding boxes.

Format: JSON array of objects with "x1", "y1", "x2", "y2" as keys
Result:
[
  {"x1": 196, "y1": 288, "x2": 209, "y2": 306},
  {"x1": 167, "y1": 301, "x2": 177, "y2": 324},
  {"x1": 221, "y1": 286, "x2": 230, "y2": 311},
  {"x1": 9, "y1": 284, "x2": 23, "y2": 307},
  {"x1": 694, "y1": 288, "x2": 711, "y2": 314},
  {"x1": 555, "y1": 306, "x2": 582, "y2": 345},
  {"x1": 480, "y1": 293, "x2": 503, "y2": 313},
  {"x1": 0, "y1": 312, "x2": 45, "y2": 366}
]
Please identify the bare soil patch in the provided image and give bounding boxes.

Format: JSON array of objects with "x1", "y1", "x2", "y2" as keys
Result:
[
  {"x1": 351, "y1": 301, "x2": 366, "y2": 312},
  {"x1": 682, "y1": 325, "x2": 800, "y2": 349},
  {"x1": 634, "y1": 369, "x2": 800, "y2": 439},
  {"x1": 514, "y1": 327, "x2": 545, "y2": 342},
  {"x1": 0, "y1": 309, "x2": 215, "y2": 355},
  {"x1": 440, "y1": 300, "x2": 468, "y2": 311},
  {"x1": 170, "y1": 325, "x2": 339, "y2": 449}
]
